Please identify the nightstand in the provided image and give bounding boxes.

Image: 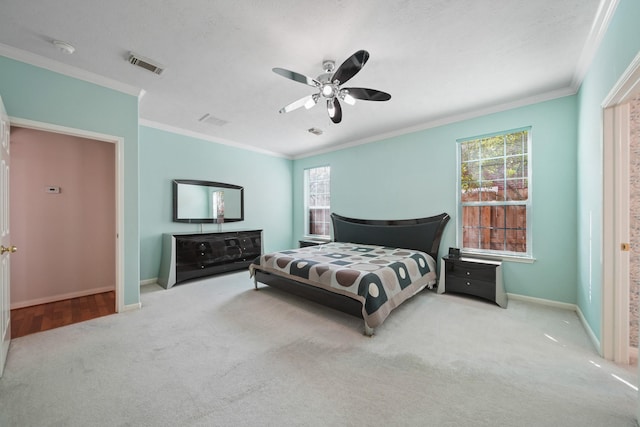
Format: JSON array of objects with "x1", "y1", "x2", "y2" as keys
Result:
[
  {"x1": 437, "y1": 256, "x2": 507, "y2": 308},
  {"x1": 299, "y1": 238, "x2": 330, "y2": 248}
]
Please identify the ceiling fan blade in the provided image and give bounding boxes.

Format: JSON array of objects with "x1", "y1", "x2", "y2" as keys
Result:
[
  {"x1": 343, "y1": 87, "x2": 391, "y2": 101},
  {"x1": 332, "y1": 50, "x2": 369, "y2": 85},
  {"x1": 279, "y1": 94, "x2": 316, "y2": 114},
  {"x1": 272, "y1": 67, "x2": 320, "y2": 87},
  {"x1": 327, "y1": 98, "x2": 342, "y2": 124}
]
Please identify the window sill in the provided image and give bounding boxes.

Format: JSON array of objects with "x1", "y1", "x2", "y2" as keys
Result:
[{"x1": 461, "y1": 251, "x2": 536, "y2": 264}]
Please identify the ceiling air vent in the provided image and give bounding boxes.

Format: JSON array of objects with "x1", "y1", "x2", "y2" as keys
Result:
[
  {"x1": 128, "y1": 52, "x2": 164, "y2": 75},
  {"x1": 198, "y1": 113, "x2": 228, "y2": 127}
]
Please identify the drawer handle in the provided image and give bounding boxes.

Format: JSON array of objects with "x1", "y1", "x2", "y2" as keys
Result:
[
  {"x1": 466, "y1": 281, "x2": 471, "y2": 286},
  {"x1": 466, "y1": 271, "x2": 470, "y2": 275}
]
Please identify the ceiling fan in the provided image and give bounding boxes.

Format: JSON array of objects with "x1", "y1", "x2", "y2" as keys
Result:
[{"x1": 272, "y1": 50, "x2": 391, "y2": 124}]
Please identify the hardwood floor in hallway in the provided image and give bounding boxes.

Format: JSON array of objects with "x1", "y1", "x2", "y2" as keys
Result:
[{"x1": 10, "y1": 291, "x2": 116, "y2": 338}]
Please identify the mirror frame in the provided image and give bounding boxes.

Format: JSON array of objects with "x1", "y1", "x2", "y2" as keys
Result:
[{"x1": 173, "y1": 179, "x2": 244, "y2": 223}]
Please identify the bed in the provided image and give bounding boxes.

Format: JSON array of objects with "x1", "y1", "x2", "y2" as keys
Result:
[{"x1": 250, "y1": 212, "x2": 450, "y2": 335}]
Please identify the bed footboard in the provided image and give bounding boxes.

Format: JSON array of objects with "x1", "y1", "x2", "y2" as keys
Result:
[
  {"x1": 254, "y1": 270, "x2": 377, "y2": 335},
  {"x1": 254, "y1": 270, "x2": 362, "y2": 317}
]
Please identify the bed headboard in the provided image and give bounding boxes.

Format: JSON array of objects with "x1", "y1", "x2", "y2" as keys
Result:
[{"x1": 331, "y1": 212, "x2": 450, "y2": 261}]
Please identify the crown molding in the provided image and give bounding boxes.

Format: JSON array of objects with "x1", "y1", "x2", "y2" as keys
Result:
[
  {"x1": 0, "y1": 42, "x2": 142, "y2": 97},
  {"x1": 139, "y1": 119, "x2": 290, "y2": 159},
  {"x1": 294, "y1": 86, "x2": 576, "y2": 160},
  {"x1": 602, "y1": 50, "x2": 640, "y2": 107},
  {"x1": 570, "y1": 0, "x2": 620, "y2": 91}
]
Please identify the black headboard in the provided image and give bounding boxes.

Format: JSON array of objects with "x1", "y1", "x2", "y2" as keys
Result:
[{"x1": 331, "y1": 213, "x2": 450, "y2": 261}]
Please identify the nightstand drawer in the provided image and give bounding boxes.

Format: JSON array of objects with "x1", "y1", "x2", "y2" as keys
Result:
[
  {"x1": 446, "y1": 276, "x2": 496, "y2": 301},
  {"x1": 446, "y1": 261, "x2": 496, "y2": 282}
]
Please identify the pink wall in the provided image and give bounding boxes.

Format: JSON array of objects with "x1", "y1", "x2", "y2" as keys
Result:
[{"x1": 9, "y1": 127, "x2": 115, "y2": 308}]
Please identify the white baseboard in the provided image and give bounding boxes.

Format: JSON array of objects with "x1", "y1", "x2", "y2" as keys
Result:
[
  {"x1": 507, "y1": 292, "x2": 577, "y2": 311},
  {"x1": 10, "y1": 286, "x2": 115, "y2": 310},
  {"x1": 140, "y1": 278, "x2": 158, "y2": 286},
  {"x1": 575, "y1": 304, "x2": 602, "y2": 356},
  {"x1": 507, "y1": 292, "x2": 601, "y2": 355},
  {"x1": 121, "y1": 302, "x2": 142, "y2": 312}
]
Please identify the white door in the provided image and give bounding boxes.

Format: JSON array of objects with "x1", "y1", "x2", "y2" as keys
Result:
[{"x1": 0, "y1": 96, "x2": 14, "y2": 377}]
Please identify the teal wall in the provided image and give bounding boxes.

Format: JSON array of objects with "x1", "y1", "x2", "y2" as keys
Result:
[
  {"x1": 139, "y1": 126, "x2": 293, "y2": 280},
  {"x1": 3, "y1": 0, "x2": 639, "y2": 343},
  {"x1": 0, "y1": 55, "x2": 140, "y2": 306},
  {"x1": 576, "y1": 0, "x2": 640, "y2": 340},
  {"x1": 294, "y1": 96, "x2": 578, "y2": 303}
]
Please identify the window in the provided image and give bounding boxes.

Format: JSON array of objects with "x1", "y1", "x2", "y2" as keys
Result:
[
  {"x1": 304, "y1": 166, "x2": 331, "y2": 236},
  {"x1": 458, "y1": 128, "x2": 531, "y2": 258}
]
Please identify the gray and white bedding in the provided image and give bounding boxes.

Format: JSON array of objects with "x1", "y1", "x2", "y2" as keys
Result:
[{"x1": 250, "y1": 242, "x2": 436, "y2": 328}]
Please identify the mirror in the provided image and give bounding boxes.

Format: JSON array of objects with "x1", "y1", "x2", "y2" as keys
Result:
[{"x1": 173, "y1": 179, "x2": 244, "y2": 223}]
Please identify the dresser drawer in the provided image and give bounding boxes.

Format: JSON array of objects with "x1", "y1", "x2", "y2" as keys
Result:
[
  {"x1": 446, "y1": 276, "x2": 496, "y2": 301},
  {"x1": 446, "y1": 260, "x2": 496, "y2": 282}
]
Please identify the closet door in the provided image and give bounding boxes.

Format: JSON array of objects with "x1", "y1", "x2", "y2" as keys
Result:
[{"x1": 0, "y1": 96, "x2": 14, "y2": 377}]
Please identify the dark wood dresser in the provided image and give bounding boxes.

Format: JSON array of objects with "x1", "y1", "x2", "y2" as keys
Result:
[{"x1": 158, "y1": 230, "x2": 262, "y2": 288}]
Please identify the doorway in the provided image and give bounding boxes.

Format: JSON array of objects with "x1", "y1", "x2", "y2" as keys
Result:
[
  {"x1": 7, "y1": 119, "x2": 124, "y2": 336},
  {"x1": 602, "y1": 52, "x2": 640, "y2": 364}
]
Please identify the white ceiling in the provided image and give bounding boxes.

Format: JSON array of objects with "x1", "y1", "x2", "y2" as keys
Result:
[{"x1": 0, "y1": 0, "x2": 607, "y2": 158}]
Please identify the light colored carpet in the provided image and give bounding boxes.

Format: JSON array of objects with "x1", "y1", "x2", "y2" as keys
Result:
[{"x1": 0, "y1": 271, "x2": 637, "y2": 426}]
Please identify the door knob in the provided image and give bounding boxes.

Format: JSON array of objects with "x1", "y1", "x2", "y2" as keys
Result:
[{"x1": 0, "y1": 245, "x2": 17, "y2": 255}]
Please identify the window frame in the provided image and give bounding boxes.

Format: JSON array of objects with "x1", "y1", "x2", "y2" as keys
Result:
[
  {"x1": 303, "y1": 165, "x2": 331, "y2": 238},
  {"x1": 456, "y1": 127, "x2": 533, "y2": 261}
]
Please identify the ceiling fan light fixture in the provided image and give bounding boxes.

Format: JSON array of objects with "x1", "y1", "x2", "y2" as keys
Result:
[
  {"x1": 340, "y1": 90, "x2": 356, "y2": 106},
  {"x1": 322, "y1": 84, "x2": 335, "y2": 98},
  {"x1": 327, "y1": 100, "x2": 336, "y2": 118},
  {"x1": 304, "y1": 94, "x2": 318, "y2": 109}
]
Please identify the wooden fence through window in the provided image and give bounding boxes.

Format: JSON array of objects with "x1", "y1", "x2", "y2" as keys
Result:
[
  {"x1": 309, "y1": 208, "x2": 330, "y2": 236},
  {"x1": 462, "y1": 189, "x2": 527, "y2": 253}
]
